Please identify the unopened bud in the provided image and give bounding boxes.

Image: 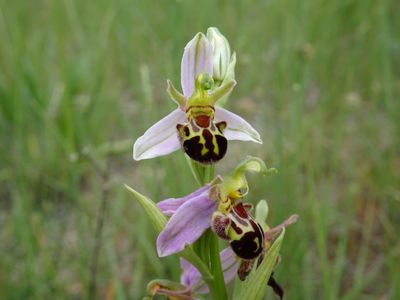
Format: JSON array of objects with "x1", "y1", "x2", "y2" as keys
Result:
[{"x1": 207, "y1": 27, "x2": 231, "y2": 81}]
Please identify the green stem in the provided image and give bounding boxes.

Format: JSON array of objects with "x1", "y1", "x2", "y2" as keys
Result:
[
  {"x1": 204, "y1": 164, "x2": 215, "y2": 185},
  {"x1": 208, "y1": 230, "x2": 228, "y2": 300},
  {"x1": 185, "y1": 157, "x2": 226, "y2": 300},
  {"x1": 185, "y1": 155, "x2": 203, "y2": 186}
]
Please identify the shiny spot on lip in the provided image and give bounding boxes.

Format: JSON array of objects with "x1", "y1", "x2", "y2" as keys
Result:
[{"x1": 195, "y1": 115, "x2": 211, "y2": 127}]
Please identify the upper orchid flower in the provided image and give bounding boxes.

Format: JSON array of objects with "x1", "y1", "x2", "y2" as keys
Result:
[{"x1": 133, "y1": 29, "x2": 262, "y2": 164}]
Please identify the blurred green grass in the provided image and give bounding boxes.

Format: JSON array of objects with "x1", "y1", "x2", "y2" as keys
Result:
[{"x1": 1, "y1": 0, "x2": 399, "y2": 299}]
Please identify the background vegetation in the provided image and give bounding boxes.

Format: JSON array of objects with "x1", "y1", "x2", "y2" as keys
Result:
[{"x1": 1, "y1": 0, "x2": 399, "y2": 299}]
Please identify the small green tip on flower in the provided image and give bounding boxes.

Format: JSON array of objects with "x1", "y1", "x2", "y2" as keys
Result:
[
  {"x1": 200, "y1": 73, "x2": 214, "y2": 90},
  {"x1": 194, "y1": 72, "x2": 214, "y2": 92},
  {"x1": 166, "y1": 80, "x2": 186, "y2": 108},
  {"x1": 232, "y1": 156, "x2": 276, "y2": 178},
  {"x1": 217, "y1": 157, "x2": 276, "y2": 204},
  {"x1": 209, "y1": 79, "x2": 236, "y2": 104}
]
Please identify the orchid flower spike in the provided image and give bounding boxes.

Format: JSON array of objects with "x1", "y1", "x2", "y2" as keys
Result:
[{"x1": 133, "y1": 28, "x2": 262, "y2": 164}]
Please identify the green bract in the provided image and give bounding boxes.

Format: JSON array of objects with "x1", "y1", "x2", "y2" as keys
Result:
[{"x1": 233, "y1": 229, "x2": 285, "y2": 300}]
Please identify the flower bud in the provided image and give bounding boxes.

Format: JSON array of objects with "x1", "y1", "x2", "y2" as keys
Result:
[
  {"x1": 207, "y1": 27, "x2": 232, "y2": 82},
  {"x1": 255, "y1": 200, "x2": 270, "y2": 230}
]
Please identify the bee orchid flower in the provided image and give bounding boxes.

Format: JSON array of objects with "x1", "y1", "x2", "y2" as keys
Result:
[
  {"x1": 156, "y1": 157, "x2": 272, "y2": 257},
  {"x1": 133, "y1": 29, "x2": 262, "y2": 164}
]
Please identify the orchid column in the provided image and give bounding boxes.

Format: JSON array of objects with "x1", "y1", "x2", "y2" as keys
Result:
[{"x1": 127, "y1": 27, "x2": 298, "y2": 300}]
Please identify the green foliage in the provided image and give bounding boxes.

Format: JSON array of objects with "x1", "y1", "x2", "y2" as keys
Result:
[
  {"x1": 1, "y1": 0, "x2": 399, "y2": 299},
  {"x1": 233, "y1": 229, "x2": 285, "y2": 300}
]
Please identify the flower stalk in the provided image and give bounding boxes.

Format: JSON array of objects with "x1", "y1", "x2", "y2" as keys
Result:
[
  {"x1": 190, "y1": 165, "x2": 227, "y2": 300},
  {"x1": 209, "y1": 230, "x2": 228, "y2": 299}
]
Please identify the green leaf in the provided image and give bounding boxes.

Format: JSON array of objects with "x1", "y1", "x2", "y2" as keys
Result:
[
  {"x1": 124, "y1": 184, "x2": 167, "y2": 232},
  {"x1": 233, "y1": 228, "x2": 285, "y2": 300},
  {"x1": 124, "y1": 184, "x2": 213, "y2": 282}
]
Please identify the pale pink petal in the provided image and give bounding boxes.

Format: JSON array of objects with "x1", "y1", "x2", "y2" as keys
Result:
[
  {"x1": 133, "y1": 108, "x2": 187, "y2": 160},
  {"x1": 158, "y1": 185, "x2": 210, "y2": 216},
  {"x1": 219, "y1": 247, "x2": 240, "y2": 284},
  {"x1": 156, "y1": 188, "x2": 217, "y2": 257},
  {"x1": 215, "y1": 107, "x2": 262, "y2": 144},
  {"x1": 181, "y1": 33, "x2": 213, "y2": 97},
  {"x1": 180, "y1": 258, "x2": 203, "y2": 291}
]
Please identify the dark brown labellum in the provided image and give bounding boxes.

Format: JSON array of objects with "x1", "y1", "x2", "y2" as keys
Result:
[
  {"x1": 229, "y1": 219, "x2": 264, "y2": 260},
  {"x1": 211, "y1": 202, "x2": 265, "y2": 260},
  {"x1": 177, "y1": 116, "x2": 227, "y2": 164}
]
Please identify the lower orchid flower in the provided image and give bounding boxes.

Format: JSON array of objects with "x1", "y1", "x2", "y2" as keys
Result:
[
  {"x1": 156, "y1": 157, "x2": 273, "y2": 257},
  {"x1": 126, "y1": 156, "x2": 298, "y2": 299}
]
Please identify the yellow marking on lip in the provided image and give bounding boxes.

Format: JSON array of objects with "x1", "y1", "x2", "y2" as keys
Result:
[
  {"x1": 198, "y1": 133, "x2": 208, "y2": 156},
  {"x1": 201, "y1": 145, "x2": 208, "y2": 156},
  {"x1": 253, "y1": 237, "x2": 260, "y2": 252},
  {"x1": 212, "y1": 133, "x2": 220, "y2": 155}
]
